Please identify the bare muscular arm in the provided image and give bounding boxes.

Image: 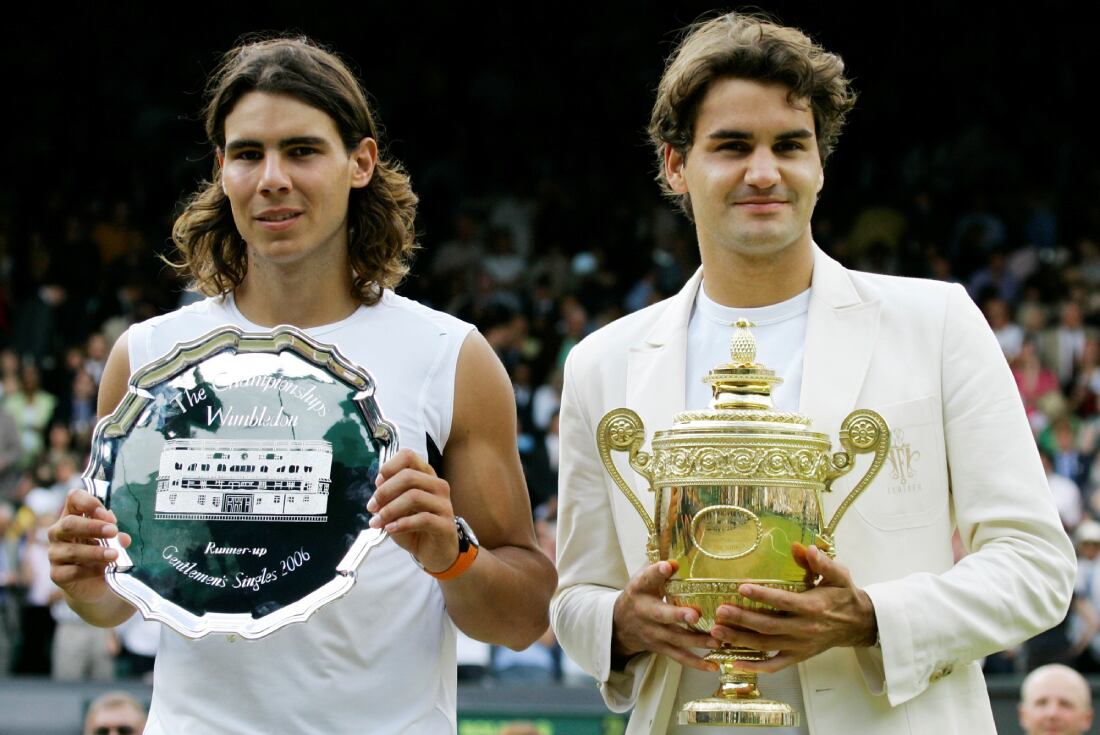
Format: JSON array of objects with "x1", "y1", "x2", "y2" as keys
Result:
[{"x1": 369, "y1": 332, "x2": 557, "y2": 649}]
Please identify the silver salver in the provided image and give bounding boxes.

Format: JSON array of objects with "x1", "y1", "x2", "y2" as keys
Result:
[{"x1": 83, "y1": 324, "x2": 398, "y2": 639}]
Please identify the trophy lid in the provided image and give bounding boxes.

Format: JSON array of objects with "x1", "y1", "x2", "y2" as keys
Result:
[{"x1": 673, "y1": 319, "x2": 812, "y2": 428}]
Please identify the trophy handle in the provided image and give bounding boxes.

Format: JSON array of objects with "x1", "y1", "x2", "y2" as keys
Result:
[
  {"x1": 819, "y1": 409, "x2": 890, "y2": 554},
  {"x1": 596, "y1": 408, "x2": 659, "y2": 561}
]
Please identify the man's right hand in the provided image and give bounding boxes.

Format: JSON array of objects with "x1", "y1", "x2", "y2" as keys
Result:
[
  {"x1": 611, "y1": 560, "x2": 720, "y2": 672},
  {"x1": 48, "y1": 489, "x2": 135, "y2": 625}
]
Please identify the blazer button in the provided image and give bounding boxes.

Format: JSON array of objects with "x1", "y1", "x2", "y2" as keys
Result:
[{"x1": 929, "y1": 663, "x2": 954, "y2": 682}]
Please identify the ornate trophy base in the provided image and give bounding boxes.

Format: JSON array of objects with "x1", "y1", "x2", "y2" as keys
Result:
[
  {"x1": 678, "y1": 649, "x2": 800, "y2": 727},
  {"x1": 679, "y1": 697, "x2": 799, "y2": 727}
]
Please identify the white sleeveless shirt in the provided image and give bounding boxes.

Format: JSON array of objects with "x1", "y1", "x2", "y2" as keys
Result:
[{"x1": 129, "y1": 291, "x2": 474, "y2": 735}]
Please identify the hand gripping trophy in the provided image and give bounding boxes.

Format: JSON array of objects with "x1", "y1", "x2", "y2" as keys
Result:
[{"x1": 596, "y1": 320, "x2": 890, "y2": 727}]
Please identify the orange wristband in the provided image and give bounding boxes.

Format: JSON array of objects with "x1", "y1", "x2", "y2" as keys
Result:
[
  {"x1": 427, "y1": 544, "x2": 478, "y2": 580},
  {"x1": 424, "y1": 517, "x2": 480, "y2": 581}
]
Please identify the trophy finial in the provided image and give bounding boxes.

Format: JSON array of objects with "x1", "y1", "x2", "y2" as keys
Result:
[
  {"x1": 704, "y1": 319, "x2": 781, "y2": 410},
  {"x1": 730, "y1": 319, "x2": 757, "y2": 367}
]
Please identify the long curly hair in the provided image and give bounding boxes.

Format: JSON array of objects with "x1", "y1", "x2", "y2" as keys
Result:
[
  {"x1": 170, "y1": 36, "x2": 418, "y2": 304},
  {"x1": 649, "y1": 13, "x2": 857, "y2": 221}
]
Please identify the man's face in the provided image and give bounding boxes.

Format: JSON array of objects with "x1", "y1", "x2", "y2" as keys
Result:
[
  {"x1": 1019, "y1": 669, "x2": 1093, "y2": 735},
  {"x1": 664, "y1": 77, "x2": 823, "y2": 262},
  {"x1": 219, "y1": 92, "x2": 376, "y2": 269},
  {"x1": 83, "y1": 704, "x2": 146, "y2": 735}
]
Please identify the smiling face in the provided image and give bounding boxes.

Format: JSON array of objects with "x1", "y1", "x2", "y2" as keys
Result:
[
  {"x1": 219, "y1": 91, "x2": 376, "y2": 272},
  {"x1": 664, "y1": 77, "x2": 823, "y2": 265}
]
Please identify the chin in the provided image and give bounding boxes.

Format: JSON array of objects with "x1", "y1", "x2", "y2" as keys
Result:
[{"x1": 727, "y1": 237, "x2": 800, "y2": 257}]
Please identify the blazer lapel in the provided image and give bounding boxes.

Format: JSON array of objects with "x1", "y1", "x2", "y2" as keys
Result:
[
  {"x1": 614, "y1": 269, "x2": 701, "y2": 568},
  {"x1": 625, "y1": 268, "x2": 700, "y2": 442},
  {"x1": 799, "y1": 246, "x2": 881, "y2": 519}
]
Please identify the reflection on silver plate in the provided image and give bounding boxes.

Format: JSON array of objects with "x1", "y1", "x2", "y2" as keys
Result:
[{"x1": 82, "y1": 324, "x2": 398, "y2": 639}]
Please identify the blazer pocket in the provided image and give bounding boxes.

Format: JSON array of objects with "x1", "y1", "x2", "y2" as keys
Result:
[{"x1": 849, "y1": 396, "x2": 950, "y2": 531}]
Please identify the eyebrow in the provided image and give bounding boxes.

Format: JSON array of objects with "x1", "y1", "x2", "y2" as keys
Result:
[
  {"x1": 224, "y1": 136, "x2": 330, "y2": 153},
  {"x1": 707, "y1": 129, "x2": 815, "y2": 142}
]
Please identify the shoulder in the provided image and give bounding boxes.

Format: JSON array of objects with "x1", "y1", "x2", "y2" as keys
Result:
[
  {"x1": 567, "y1": 297, "x2": 678, "y2": 373},
  {"x1": 132, "y1": 295, "x2": 230, "y2": 335},
  {"x1": 847, "y1": 269, "x2": 960, "y2": 312},
  {"x1": 128, "y1": 296, "x2": 233, "y2": 367},
  {"x1": 374, "y1": 291, "x2": 475, "y2": 341},
  {"x1": 843, "y1": 269, "x2": 980, "y2": 334}
]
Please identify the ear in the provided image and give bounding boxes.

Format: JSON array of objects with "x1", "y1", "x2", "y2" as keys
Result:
[
  {"x1": 350, "y1": 137, "x2": 379, "y2": 189},
  {"x1": 663, "y1": 144, "x2": 689, "y2": 195}
]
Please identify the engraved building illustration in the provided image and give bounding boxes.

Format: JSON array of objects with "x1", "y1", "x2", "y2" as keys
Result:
[{"x1": 155, "y1": 439, "x2": 333, "y2": 521}]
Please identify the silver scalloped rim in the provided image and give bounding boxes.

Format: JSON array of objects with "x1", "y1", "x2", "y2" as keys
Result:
[{"x1": 82, "y1": 324, "x2": 398, "y2": 639}]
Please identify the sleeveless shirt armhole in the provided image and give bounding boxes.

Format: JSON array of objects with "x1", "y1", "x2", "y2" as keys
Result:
[
  {"x1": 126, "y1": 321, "x2": 152, "y2": 376},
  {"x1": 420, "y1": 324, "x2": 476, "y2": 453}
]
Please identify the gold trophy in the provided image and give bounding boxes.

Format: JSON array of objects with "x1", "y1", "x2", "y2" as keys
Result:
[{"x1": 596, "y1": 320, "x2": 889, "y2": 727}]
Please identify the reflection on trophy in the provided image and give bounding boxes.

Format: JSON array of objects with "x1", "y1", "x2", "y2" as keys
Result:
[{"x1": 596, "y1": 320, "x2": 889, "y2": 727}]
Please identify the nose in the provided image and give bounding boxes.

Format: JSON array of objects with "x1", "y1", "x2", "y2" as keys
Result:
[
  {"x1": 744, "y1": 148, "x2": 781, "y2": 189},
  {"x1": 258, "y1": 153, "x2": 292, "y2": 193}
]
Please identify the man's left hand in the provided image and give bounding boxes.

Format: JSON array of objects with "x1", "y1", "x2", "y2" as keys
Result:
[{"x1": 710, "y1": 543, "x2": 877, "y2": 673}]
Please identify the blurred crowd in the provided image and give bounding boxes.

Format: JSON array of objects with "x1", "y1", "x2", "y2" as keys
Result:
[{"x1": 1, "y1": 173, "x2": 1099, "y2": 688}]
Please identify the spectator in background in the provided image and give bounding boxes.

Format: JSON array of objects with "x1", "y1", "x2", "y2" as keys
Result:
[
  {"x1": 530, "y1": 368, "x2": 562, "y2": 434},
  {"x1": 66, "y1": 371, "x2": 99, "y2": 449},
  {"x1": 1069, "y1": 521, "x2": 1100, "y2": 673},
  {"x1": 1018, "y1": 664, "x2": 1093, "y2": 735},
  {"x1": 983, "y1": 295, "x2": 1024, "y2": 362},
  {"x1": 14, "y1": 509, "x2": 58, "y2": 675},
  {"x1": 0, "y1": 502, "x2": 17, "y2": 674},
  {"x1": 553, "y1": 297, "x2": 589, "y2": 370},
  {"x1": 0, "y1": 409, "x2": 21, "y2": 502},
  {"x1": 1014, "y1": 339, "x2": 1062, "y2": 432},
  {"x1": 482, "y1": 228, "x2": 526, "y2": 292},
  {"x1": 1070, "y1": 337, "x2": 1100, "y2": 418},
  {"x1": 520, "y1": 411, "x2": 558, "y2": 512},
  {"x1": 82, "y1": 691, "x2": 147, "y2": 735},
  {"x1": 52, "y1": 591, "x2": 115, "y2": 682},
  {"x1": 430, "y1": 211, "x2": 485, "y2": 306},
  {"x1": 1041, "y1": 301, "x2": 1096, "y2": 391},
  {"x1": 968, "y1": 251, "x2": 1020, "y2": 306},
  {"x1": 3, "y1": 363, "x2": 56, "y2": 471},
  {"x1": 84, "y1": 332, "x2": 109, "y2": 386},
  {"x1": 49, "y1": 452, "x2": 85, "y2": 497},
  {"x1": 1043, "y1": 448, "x2": 1084, "y2": 534},
  {"x1": 512, "y1": 362, "x2": 536, "y2": 437},
  {"x1": 1043, "y1": 418, "x2": 1090, "y2": 491},
  {"x1": 1018, "y1": 302, "x2": 1050, "y2": 347},
  {"x1": 1078, "y1": 238, "x2": 1100, "y2": 292},
  {"x1": 10, "y1": 282, "x2": 67, "y2": 369},
  {"x1": 44, "y1": 422, "x2": 75, "y2": 469},
  {"x1": 0, "y1": 349, "x2": 20, "y2": 398},
  {"x1": 91, "y1": 202, "x2": 143, "y2": 274}
]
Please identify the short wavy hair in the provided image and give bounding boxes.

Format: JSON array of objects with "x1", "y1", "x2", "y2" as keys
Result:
[
  {"x1": 649, "y1": 13, "x2": 857, "y2": 220},
  {"x1": 170, "y1": 36, "x2": 418, "y2": 304}
]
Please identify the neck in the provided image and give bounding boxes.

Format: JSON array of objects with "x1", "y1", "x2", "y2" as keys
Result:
[
  {"x1": 234, "y1": 251, "x2": 360, "y2": 329},
  {"x1": 699, "y1": 236, "x2": 814, "y2": 308}
]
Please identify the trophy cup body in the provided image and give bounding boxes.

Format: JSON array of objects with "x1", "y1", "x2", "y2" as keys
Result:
[{"x1": 597, "y1": 321, "x2": 889, "y2": 727}]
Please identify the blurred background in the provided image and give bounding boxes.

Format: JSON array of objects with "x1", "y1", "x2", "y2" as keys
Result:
[{"x1": 1, "y1": 1, "x2": 1096, "y2": 733}]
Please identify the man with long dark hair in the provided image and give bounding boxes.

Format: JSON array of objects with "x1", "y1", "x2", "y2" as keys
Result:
[{"x1": 48, "y1": 37, "x2": 555, "y2": 734}]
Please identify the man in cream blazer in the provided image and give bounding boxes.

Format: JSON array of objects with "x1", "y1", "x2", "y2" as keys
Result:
[{"x1": 551, "y1": 13, "x2": 1075, "y2": 735}]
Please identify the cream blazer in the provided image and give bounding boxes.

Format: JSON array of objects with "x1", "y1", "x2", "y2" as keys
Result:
[{"x1": 551, "y1": 246, "x2": 1076, "y2": 735}]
